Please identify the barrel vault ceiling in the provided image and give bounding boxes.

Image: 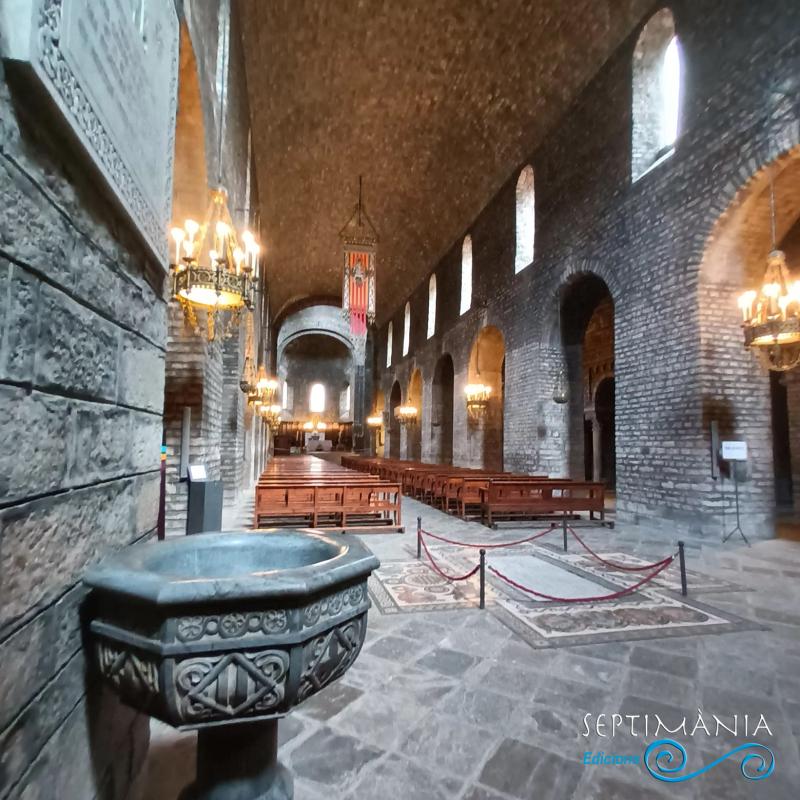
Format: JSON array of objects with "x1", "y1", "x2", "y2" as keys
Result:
[{"x1": 239, "y1": 0, "x2": 652, "y2": 323}]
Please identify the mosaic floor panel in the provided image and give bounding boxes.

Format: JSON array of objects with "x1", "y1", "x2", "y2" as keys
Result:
[{"x1": 368, "y1": 542, "x2": 762, "y2": 648}]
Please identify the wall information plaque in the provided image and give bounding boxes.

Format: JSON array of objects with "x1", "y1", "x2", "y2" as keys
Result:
[{"x1": 1, "y1": 0, "x2": 179, "y2": 266}]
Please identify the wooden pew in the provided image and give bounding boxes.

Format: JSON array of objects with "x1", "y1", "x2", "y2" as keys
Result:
[{"x1": 479, "y1": 480, "x2": 607, "y2": 527}]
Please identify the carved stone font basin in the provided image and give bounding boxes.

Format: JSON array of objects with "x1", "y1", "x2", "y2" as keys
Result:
[{"x1": 83, "y1": 530, "x2": 380, "y2": 799}]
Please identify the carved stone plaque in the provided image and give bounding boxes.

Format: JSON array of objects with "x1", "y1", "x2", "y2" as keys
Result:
[{"x1": 1, "y1": 0, "x2": 179, "y2": 266}]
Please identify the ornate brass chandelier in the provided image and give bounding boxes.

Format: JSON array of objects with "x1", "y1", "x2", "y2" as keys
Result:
[
  {"x1": 465, "y1": 383, "x2": 492, "y2": 419},
  {"x1": 302, "y1": 420, "x2": 329, "y2": 433},
  {"x1": 395, "y1": 405, "x2": 418, "y2": 426},
  {"x1": 738, "y1": 176, "x2": 800, "y2": 372},
  {"x1": 169, "y1": 20, "x2": 262, "y2": 340},
  {"x1": 260, "y1": 403, "x2": 283, "y2": 432},
  {"x1": 239, "y1": 360, "x2": 279, "y2": 407},
  {"x1": 170, "y1": 188, "x2": 260, "y2": 323}
]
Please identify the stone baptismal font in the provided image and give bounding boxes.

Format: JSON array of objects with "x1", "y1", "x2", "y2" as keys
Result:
[{"x1": 82, "y1": 531, "x2": 380, "y2": 799}]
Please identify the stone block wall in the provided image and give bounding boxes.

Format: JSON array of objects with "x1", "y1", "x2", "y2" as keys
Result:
[
  {"x1": 0, "y1": 65, "x2": 161, "y2": 798},
  {"x1": 374, "y1": 0, "x2": 800, "y2": 537}
]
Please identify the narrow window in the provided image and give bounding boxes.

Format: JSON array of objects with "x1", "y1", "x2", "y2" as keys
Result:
[
  {"x1": 631, "y1": 8, "x2": 681, "y2": 181},
  {"x1": 515, "y1": 166, "x2": 535, "y2": 273},
  {"x1": 427, "y1": 275, "x2": 437, "y2": 339},
  {"x1": 403, "y1": 302, "x2": 411, "y2": 356},
  {"x1": 309, "y1": 383, "x2": 325, "y2": 413},
  {"x1": 460, "y1": 235, "x2": 472, "y2": 315},
  {"x1": 281, "y1": 380, "x2": 288, "y2": 408},
  {"x1": 660, "y1": 35, "x2": 681, "y2": 150},
  {"x1": 386, "y1": 322, "x2": 393, "y2": 368},
  {"x1": 340, "y1": 385, "x2": 351, "y2": 416}
]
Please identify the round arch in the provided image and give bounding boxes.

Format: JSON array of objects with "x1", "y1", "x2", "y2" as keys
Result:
[
  {"x1": 697, "y1": 143, "x2": 800, "y2": 528},
  {"x1": 406, "y1": 368, "x2": 423, "y2": 460},
  {"x1": 558, "y1": 273, "x2": 615, "y2": 486},
  {"x1": 467, "y1": 326, "x2": 505, "y2": 471}
]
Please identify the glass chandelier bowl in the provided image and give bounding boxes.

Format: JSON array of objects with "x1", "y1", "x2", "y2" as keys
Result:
[
  {"x1": 553, "y1": 367, "x2": 569, "y2": 404},
  {"x1": 366, "y1": 415, "x2": 383, "y2": 428}
]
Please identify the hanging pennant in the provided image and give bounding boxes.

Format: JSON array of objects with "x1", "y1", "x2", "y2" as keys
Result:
[{"x1": 339, "y1": 177, "x2": 378, "y2": 338}]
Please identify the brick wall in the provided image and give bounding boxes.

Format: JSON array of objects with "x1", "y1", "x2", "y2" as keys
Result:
[
  {"x1": 0, "y1": 64, "x2": 161, "y2": 800},
  {"x1": 163, "y1": 0, "x2": 265, "y2": 532},
  {"x1": 374, "y1": 0, "x2": 800, "y2": 537}
]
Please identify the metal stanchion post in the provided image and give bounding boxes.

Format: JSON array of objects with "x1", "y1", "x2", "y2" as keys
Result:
[
  {"x1": 416, "y1": 516, "x2": 422, "y2": 559},
  {"x1": 562, "y1": 513, "x2": 568, "y2": 552},
  {"x1": 678, "y1": 540, "x2": 688, "y2": 597},
  {"x1": 479, "y1": 549, "x2": 486, "y2": 609}
]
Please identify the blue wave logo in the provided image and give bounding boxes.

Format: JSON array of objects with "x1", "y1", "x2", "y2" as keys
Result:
[{"x1": 644, "y1": 739, "x2": 775, "y2": 783}]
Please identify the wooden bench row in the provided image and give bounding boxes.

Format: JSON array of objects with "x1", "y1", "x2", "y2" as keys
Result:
[
  {"x1": 341, "y1": 455, "x2": 608, "y2": 527},
  {"x1": 254, "y1": 456, "x2": 403, "y2": 532}
]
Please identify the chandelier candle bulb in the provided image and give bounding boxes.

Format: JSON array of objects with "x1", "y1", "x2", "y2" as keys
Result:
[
  {"x1": 215, "y1": 221, "x2": 229, "y2": 256},
  {"x1": 738, "y1": 291, "x2": 756, "y2": 322},
  {"x1": 184, "y1": 218, "x2": 199, "y2": 242},
  {"x1": 170, "y1": 227, "x2": 185, "y2": 264}
]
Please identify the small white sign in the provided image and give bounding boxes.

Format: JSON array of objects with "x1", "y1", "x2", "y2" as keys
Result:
[
  {"x1": 188, "y1": 464, "x2": 207, "y2": 481},
  {"x1": 721, "y1": 441, "x2": 748, "y2": 461}
]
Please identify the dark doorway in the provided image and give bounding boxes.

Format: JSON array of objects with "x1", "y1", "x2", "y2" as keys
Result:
[
  {"x1": 561, "y1": 274, "x2": 615, "y2": 486},
  {"x1": 771, "y1": 372, "x2": 793, "y2": 510},
  {"x1": 432, "y1": 355, "x2": 455, "y2": 464},
  {"x1": 595, "y1": 377, "x2": 616, "y2": 489}
]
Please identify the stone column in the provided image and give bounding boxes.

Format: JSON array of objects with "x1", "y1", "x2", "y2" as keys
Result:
[
  {"x1": 591, "y1": 414, "x2": 602, "y2": 482},
  {"x1": 179, "y1": 720, "x2": 291, "y2": 800}
]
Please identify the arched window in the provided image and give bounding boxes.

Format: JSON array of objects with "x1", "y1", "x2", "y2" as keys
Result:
[
  {"x1": 386, "y1": 322, "x2": 393, "y2": 368},
  {"x1": 661, "y1": 35, "x2": 681, "y2": 149},
  {"x1": 515, "y1": 166, "x2": 535, "y2": 273},
  {"x1": 309, "y1": 383, "x2": 325, "y2": 413},
  {"x1": 402, "y1": 302, "x2": 411, "y2": 356},
  {"x1": 281, "y1": 380, "x2": 288, "y2": 408},
  {"x1": 340, "y1": 384, "x2": 351, "y2": 417},
  {"x1": 631, "y1": 8, "x2": 682, "y2": 181},
  {"x1": 427, "y1": 274, "x2": 437, "y2": 339},
  {"x1": 460, "y1": 235, "x2": 472, "y2": 315}
]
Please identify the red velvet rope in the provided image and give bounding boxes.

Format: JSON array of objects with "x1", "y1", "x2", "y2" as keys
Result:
[
  {"x1": 419, "y1": 533, "x2": 481, "y2": 582},
  {"x1": 567, "y1": 526, "x2": 675, "y2": 572},
  {"x1": 488, "y1": 555, "x2": 674, "y2": 603},
  {"x1": 419, "y1": 526, "x2": 556, "y2": 550}
]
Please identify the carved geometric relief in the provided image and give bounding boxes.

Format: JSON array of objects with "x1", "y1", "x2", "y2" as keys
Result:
[
  {"x1": 175, "y1": 609, "x2": 289, "y2": 643},
  {"x1": 174, "y1": 650, "x2": 290, "y2": 723},
  {"x1": 8, "y1": 0, "x2": 180, "y2": 264},
  {"x1": 96, "y1": 642, "x2": 159, "y2": 701},
  {"x1": 297, "y1": 615, "x2": 366, "y2": 702},
  {"x1": 301, "y1": 584, "x2": 366, "y2": 629}
]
